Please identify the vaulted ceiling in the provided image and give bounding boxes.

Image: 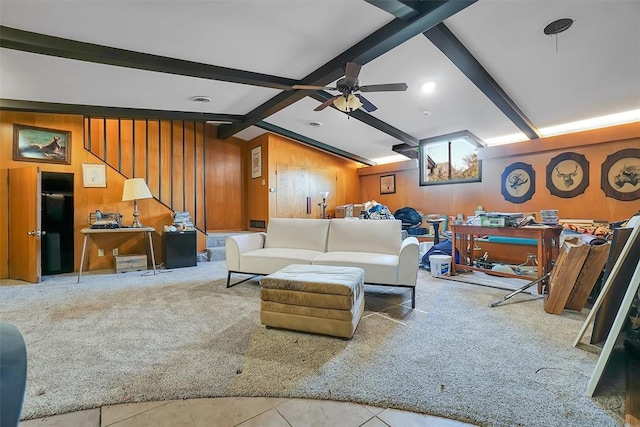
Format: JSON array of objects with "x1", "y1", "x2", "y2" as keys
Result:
[{"x1": 1, "y1": 0, "x2": 638, "y2": 165}]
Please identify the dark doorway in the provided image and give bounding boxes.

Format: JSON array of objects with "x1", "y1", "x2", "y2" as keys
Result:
[{"x1": 41, "y1": 172, "x2": 74, "y2": 275}]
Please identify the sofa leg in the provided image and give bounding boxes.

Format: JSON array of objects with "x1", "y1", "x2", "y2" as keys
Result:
[
  {"x1": 411, "y1": 288, "x2": 416, "y2": 308},
  {"x1": 227, "y1": 272, "x2": 261, "y2": 288}
]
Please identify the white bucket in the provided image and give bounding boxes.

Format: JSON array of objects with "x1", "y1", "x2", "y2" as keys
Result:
[{"x1": 429, "y1": 254, "x2": 452, "y2": 277}]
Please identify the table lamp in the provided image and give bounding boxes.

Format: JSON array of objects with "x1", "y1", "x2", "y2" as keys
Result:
[{"x1": 122, "y1": 178, "x2": 153, "y2": 227}]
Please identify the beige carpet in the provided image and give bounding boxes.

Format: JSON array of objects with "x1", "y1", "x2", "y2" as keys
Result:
[{"x1": 0, "y1": 262, "x2": 626, "y2": 426}]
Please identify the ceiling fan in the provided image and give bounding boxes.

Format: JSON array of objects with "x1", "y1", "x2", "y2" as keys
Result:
[{"x1": 292, "y1": 62, "x2": 408, "y2": 113}]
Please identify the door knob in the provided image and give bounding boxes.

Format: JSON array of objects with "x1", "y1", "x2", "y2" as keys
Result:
[{"x1": 27, "y1": 230, "x2": 46, "y2": 237}]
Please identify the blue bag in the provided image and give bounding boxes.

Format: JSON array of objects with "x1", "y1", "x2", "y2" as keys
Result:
[{"x1": 421, "y1": 239, "x2": 460, "y2": 270}]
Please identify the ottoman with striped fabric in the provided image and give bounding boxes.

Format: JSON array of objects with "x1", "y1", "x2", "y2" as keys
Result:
[{"x1": 259, "y1": 264, "x2": 365, "y2": 339}]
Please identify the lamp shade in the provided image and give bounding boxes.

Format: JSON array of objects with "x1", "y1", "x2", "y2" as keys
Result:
[
  {"x1": 319, "y1": 191, "x2": 329, "y2": 199},
  {"x1": 333, "y1": 94, "x2": 362, "y2": 112},
  {"x1": 122, "y1": 178, "x2": 153, "y2": 201}
]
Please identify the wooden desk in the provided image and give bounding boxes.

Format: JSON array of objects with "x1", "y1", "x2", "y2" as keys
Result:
[
  {"x1": 450, "y1": 224, "x2": 562, "y2": 281},
  {"x1": 78, "y1": 227, "x2": 156, "y2": 283}
]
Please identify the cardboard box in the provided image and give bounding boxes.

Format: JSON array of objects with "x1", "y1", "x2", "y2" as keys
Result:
[
  {"x1": 335, "y1": 204, "x2": 353, "y2": 218},
  {"x1": 114, "y1": 254, "x2": 147, "y2": 273},
  {"x1": 353, "y1": 204, "x2": 365, "y2": 218}
]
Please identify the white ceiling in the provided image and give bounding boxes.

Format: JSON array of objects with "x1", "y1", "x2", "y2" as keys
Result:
[{"x1": 1, "y1": 0, "x2": 638, "y2": 164}]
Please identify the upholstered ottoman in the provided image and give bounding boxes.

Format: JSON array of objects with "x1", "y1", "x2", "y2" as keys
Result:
[{"x1": 259, "y1": 264, "x2": 365, "y2": 339}]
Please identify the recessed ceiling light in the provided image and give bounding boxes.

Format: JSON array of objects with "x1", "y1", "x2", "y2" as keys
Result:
[
  {"x1": 308, "y1": 121, "x2": 323, "y2": 128},
  {"x1": 421, "y1": 82, "x2": 436, "y2": 94},
  {"x1": 422, "y1": 110, "x2": 432, "y2": 116}
]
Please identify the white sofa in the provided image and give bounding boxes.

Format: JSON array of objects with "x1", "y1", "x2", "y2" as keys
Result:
[{"x1": 225, "y1": 218, "x2": 420, "y2": 307}]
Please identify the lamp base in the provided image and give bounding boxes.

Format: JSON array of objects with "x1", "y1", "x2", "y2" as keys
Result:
[{"x1": 131, "y1": 199, "x2": 144, "y2": 228}]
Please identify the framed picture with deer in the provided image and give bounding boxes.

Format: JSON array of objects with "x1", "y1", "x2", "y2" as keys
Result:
[
  {"x1": 501, "y1": 162, "x2": 535, "y2": 203},
  {"x1": 12, "y1": 124, "x2": 71, "y2": 165},
  {"x1": 601, "y1": 148, "x2": 640, "y2": 201},
  {"x1": 546, "y1": 152, "x2": 589, "y2": 198}
]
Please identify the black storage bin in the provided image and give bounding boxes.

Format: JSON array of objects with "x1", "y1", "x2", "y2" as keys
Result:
[{"x1": 163, "y1": 231, "x2": 197, "y2": 269}]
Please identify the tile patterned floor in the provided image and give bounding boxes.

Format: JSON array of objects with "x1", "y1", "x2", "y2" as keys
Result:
[{"x1": 19, "y1": 397, "x2": 477, "y2": 426}]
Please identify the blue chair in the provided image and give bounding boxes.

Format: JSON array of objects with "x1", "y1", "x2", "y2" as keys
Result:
[{"x1": 0, "y1": 322, "x2": 27, "y2": 427}]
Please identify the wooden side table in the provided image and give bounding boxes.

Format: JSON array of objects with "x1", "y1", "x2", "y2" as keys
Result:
[
  {"x1": 450, "y1": 224, "x2": 562, "y2": 282},
  {"x1": 78, "y1": 227, "x2": 157, "y2": 283}
]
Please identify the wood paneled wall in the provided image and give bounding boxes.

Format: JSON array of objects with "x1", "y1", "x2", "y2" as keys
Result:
[
  {"x1": 243, "y1": 132, "x2": 364, "y2": 230},
  {"x1": 205, "y1": 125, "x2": 244, "y2": 231},
  {"x1": 0, "y1": 111, "x2": 174, "y2": 278},
  {"x1": 359, "y1": 123, "x2": 640, "y2": 224},
  {"x1": 85, "y1": 117, "x2": 208, "y2": 231}
]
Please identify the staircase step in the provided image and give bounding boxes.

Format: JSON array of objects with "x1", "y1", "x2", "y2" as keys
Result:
[
  {"x1": 206, "y1": 231, "x2": 253, "y2": 248},
  {"x1": 206, "y1": 246, "x2": 226, "y2": 262}
]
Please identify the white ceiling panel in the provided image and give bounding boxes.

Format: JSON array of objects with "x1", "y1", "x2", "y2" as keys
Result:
[
  {"x1": 350, "y1": 35, "x2": 523, "y2": 142},
  {"x1": 446, "y1": 0, "x2": 640, "y2": 128},
  {"x1": 0, "y1": 49, "x2": 278, "y2": 114},
  {"x1": 0, "y1": 0, "x2": 393, "y2": 79}
]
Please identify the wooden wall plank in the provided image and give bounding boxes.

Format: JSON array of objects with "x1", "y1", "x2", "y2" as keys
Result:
[
  {"x1": 171, "y1": 121, "x2": 184, "y2": 212},
  {"x1": 147, "y1": 120, "x2": 160, "y2": 198},
  {"x1": 105, "y1": 119, "x2": 119, "y2": 170},
  {"x1": 195, "y1": 123, "x2": 206, "y2": 231},
  {"x1": 89, "y1": 118, "x2": 105, "y2": 161},
  {"x1": 183, "y1": 121, "x2": 196, "y2": 219},
  {"x1": 159, "y1": 120, "x2": 172, "y2": 206},
  {"x1": 119, "y1": 119, "x2": 134, "y2": 179},
  {"x1": 133, "y1": 119, "x2": 147, "y2": 179}
]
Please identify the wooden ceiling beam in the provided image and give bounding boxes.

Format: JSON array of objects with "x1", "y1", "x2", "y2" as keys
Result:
[
  {"x1": 424, "y1": 23, "x2": 541, "y2": 139},
  {"x1": 0, "y1": 26, "x2": 296, "y2": 91}
]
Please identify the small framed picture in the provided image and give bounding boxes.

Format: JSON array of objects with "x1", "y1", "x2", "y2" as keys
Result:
[
  {"x1": 601, "y1": 148, "x2": 640, "y2": 201},
  {"x1": 380, "y1": 174, "x2": 396, "y2": 194},
  {"x1": 251, "y1": 145, "x2": 262, "y2": 179},
  {"x1": 82, "y1": 163, "x2": 107, "y2": 187},
  {"x1": 545, "y1": 152, "x2": 589, "y2": 198},
  {"x1": 501, "y1": 162, "x2": 535, "y2": 203},
  {"x1": 13, "y1": 124, "x2": 71, "y2": 165}
]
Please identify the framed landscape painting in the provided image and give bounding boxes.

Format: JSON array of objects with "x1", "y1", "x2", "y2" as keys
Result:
[{"x1": 13, "y1": 124, "x2": 71, "y2": 165}]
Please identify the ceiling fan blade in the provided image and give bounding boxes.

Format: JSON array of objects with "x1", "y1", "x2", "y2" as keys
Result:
[
  {"x1": 359, "y1": 83, "x2": 408, "y2": 92},
  {"x1": 292, "y1": 84, "x2": 335, "y2": 91},
  {"x1": 355, "y1": 94, "x2": 377, "y2": 113},
  {"x1": 344, "y1": 62, "x2": 362, "y2": 80},
  {"x1": 314, "y1": 96, "x2": 339, "y2": 111}
]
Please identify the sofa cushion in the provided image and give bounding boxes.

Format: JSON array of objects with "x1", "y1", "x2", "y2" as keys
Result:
[
  {"x1": 239, "y1": 248, "x2": 322, "y2": 275},
  {"x1": 327, "y1": 219, "x2": 401, "y2": 255},
  {"x1": 264, "y1": 218, "x2": 330, "y2": 252},
  {"x1": 312, "y1": 251, "x2": 399, "y2": 285}
]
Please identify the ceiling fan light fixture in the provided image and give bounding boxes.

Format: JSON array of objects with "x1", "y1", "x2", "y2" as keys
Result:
[{"x1": 333, "y1": 94, "x2": 362, "y2": 112}]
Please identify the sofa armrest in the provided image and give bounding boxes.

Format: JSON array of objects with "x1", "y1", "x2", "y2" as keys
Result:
[
  {"x1": 398, "y1": 236, "x2": 420, "y2": 286},
  {"x1": 225, "y1": 233, "x2": 266, "y2": 271}
]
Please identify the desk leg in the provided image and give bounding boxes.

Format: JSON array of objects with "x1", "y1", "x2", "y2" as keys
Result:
[
  {"x1": 77, "y1": 234, "x2": 89, "y2": 283},
  {"x1": 147, "y1": 231, "x2": 157, "y2": 275}
]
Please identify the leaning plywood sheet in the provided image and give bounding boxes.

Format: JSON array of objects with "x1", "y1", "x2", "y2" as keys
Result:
[
  {"x1": 544, "y1": 242, "x2": 591, "y2": 315},
  {"x1": 564, "y1": 243, "x2": 611, "y2": 311}
]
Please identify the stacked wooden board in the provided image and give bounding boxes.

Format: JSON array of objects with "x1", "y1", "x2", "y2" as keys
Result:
[{"x1": 544, "y1": 241, "x2": 610, "y2": 315}]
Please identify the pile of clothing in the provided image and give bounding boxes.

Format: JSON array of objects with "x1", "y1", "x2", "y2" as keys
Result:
[{"x1": 362, "y1": 200, "x2": 395, "y2": 220}]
